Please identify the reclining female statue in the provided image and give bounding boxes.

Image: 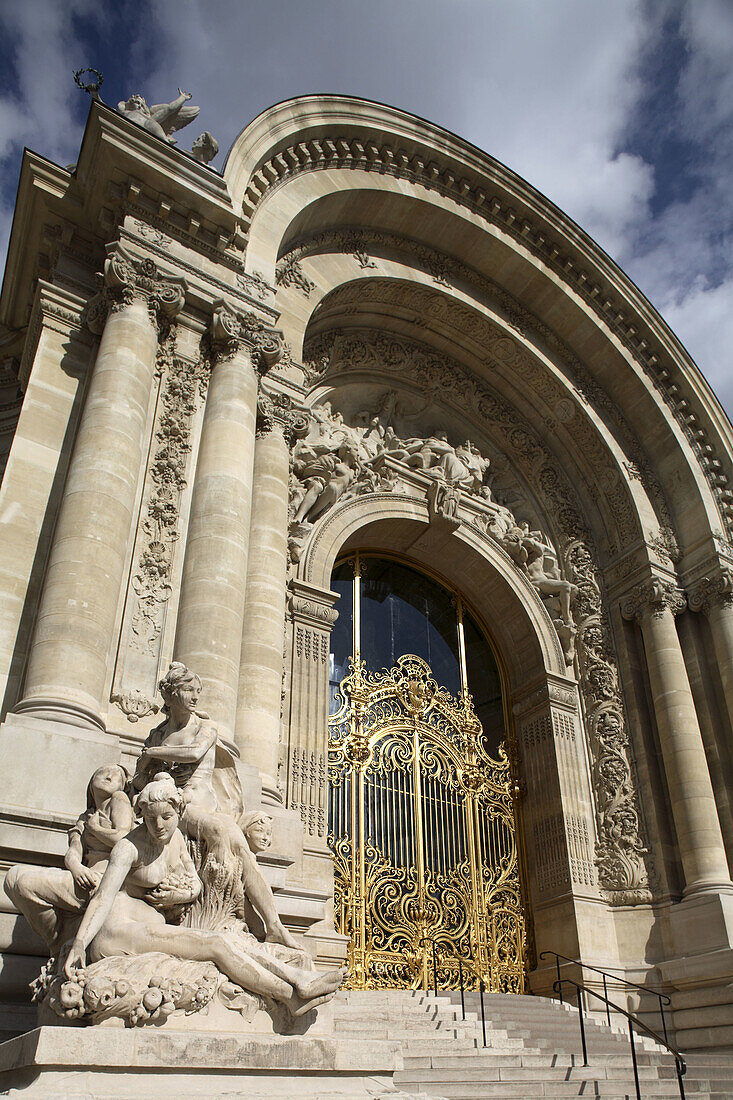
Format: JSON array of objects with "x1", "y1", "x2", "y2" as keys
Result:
[
  {"x1": 5, "y1": 764, "x2": 134, "y2": 953},
  {"x1": 64, "y1": 773, "x2": 346, "y2": 1017},
  {"x1": 133, "y1": 663, "x2": 297, "y2": 947}
]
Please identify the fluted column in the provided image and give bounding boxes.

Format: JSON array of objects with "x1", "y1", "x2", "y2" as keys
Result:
[
  {"x1": 174, "y1": 304, "x2": 282, "y2": 743},
  {"x1": 17, "y1": 249, "x2": 186, "y2": 730},
  {"x1": 623, "y1": 578, "x2": 732, "y2": 894},
  {"x1": 235, "y1": 394, "x2": 301, "y2": 802},
  {"x1": 689, "y1": 568, "x2": 733, "y2": 734}
]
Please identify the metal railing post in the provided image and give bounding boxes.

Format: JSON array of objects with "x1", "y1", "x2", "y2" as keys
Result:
[
  {"x1": 675, "y1": 1056, "x2": 687, "y2": 1100},
  {"x1": 479, "y1": 978, "x2": 487, "y2": 1048},
  {"x1": 659, "y1": 993, "x2": 669, "y2": 1046},
  {"x1": 458, "y1": 956, "x2": 465, "y2": 1020},
  {"x1": 628, "y1": 1021, "x2": 641, "y2": 1100},
  {"x1": 603, "y1": 973, "x2": 611, "y2": 1026},
  {"x1": 432, "y1": 940, "x2": 438, "y2": 996},
  {"x1": 555, "y1": 954, "x2": 563, "y2": 1004},
  {"x1": 577, "y1": 985, "x2": 588, "y2": 1066}
]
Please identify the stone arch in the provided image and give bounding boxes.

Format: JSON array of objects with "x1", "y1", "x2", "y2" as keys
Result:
[
  {"x1": 299, "y1": 492, "x2": 567, "y2": 681},
  {"x1": 226, "y1": 96, "x2": 733, "y2": 553},
  {"x1": 287, "y1": 491, "x2": 607, "y2": 971}
]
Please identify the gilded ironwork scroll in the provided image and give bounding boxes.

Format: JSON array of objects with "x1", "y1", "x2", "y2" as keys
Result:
[{"x1": 328, "y1": 654, "x2": 526, "y2": 992}]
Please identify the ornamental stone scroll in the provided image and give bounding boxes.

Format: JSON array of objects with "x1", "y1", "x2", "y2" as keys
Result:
[
  {"x1": 82, "y1": 247, "x2": 187, "y2": 335},
  {"x1": 620, "y1": 577, "x2": 687, "y2": 623},
  {"x1": 210, "y1": 302, "x2": 285, "y2": 375}
]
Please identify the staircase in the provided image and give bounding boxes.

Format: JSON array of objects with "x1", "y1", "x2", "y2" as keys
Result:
[{"x1": 335, "y1": 989, "x2": 733, "y2": 1099}]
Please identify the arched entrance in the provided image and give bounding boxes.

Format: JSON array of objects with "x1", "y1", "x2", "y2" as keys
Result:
[{"x1": 326, "y1": 551, "x2": 527, "y2": 992}]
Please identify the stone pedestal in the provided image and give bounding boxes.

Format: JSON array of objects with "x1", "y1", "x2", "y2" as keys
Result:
[
  {"x1": 0, "y1": 1027, "x2": 403, "y2": 1099},
  {"x1": 661, "y1": 891, "x2": 733, "y2": 1051}
]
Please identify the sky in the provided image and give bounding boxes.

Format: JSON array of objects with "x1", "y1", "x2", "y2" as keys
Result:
[{"x1": 0, "y1": 0, "x2": 731, "y2": 417}]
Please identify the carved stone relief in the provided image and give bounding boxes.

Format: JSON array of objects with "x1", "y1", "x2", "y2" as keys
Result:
[
  {"x1": 298, "y1": 328, "x2": 653, "y2": 904},
  {"x1": 112, "y1": 329, "x2": 209, "y2": 720},
  {"x1": 242, "y1": 142, "x2": 733, "y2": 536}
]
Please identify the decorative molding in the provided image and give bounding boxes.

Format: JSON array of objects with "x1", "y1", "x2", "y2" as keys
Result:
[
  {"x1": 125, "y1": 332, "x2": 207, "y2": 662},
  {"x1": 210, "y1": 302, "x2": 285, "y2": 373},
  {"x1": 275, "y1": 255, "x2": 315, "y2": 298},
  {"x1": 688, "y1": 568, "x2": 733, "y2": 615},
  {"x1": 241, "y1": 139, "x2": 733, "y2": 535},
  {"x1": 81, "y1": 248, "x2": 187, "y2": 334},
  {"x1": 299, "y1": 326, "x2": 652, "y2": 903},
  {"x1": 256, "y1": 391, "x2": 309, "y2": 441},
  {"x1": 621, "y1": 578, "x2": 687, "y2": 622},
  {"x1": 110, "y1": 689, "x2": 159, "y2": 723},
  {"x1": 288, "y1": 746, "x2": 327, "y2": 836},
  {"x1": 303, "y1": 272, "x2": 683, "y2": 559}
]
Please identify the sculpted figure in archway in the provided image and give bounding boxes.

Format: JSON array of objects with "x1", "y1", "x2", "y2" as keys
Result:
[{"x1": 133, "y1": 663, "x2": 298, "y2": 948}]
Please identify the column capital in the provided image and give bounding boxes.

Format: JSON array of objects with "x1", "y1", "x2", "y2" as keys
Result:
[
  {"x1": 82, "y1": 247, "x2": 187, "y2": 334},
  {"x1": 688, "y1": 567, "x2": 733, "y2": 615},
  {"x1": 621, "y1": 576, "x2": 686, "y2": 622},
  {"x1": 256, "y1": 391, "x2": 309, "y2": 441},
  {"x1": 210, "y1": 301, "x2": 285, "y2": 375}
]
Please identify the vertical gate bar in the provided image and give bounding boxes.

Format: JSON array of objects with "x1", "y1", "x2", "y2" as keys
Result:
[
  {"x1": 458, "y1": 956, "x2": 465, "y2": 1019},
  {"x1": 413, "y1": 718, "x2": 428, "y2": 991}
]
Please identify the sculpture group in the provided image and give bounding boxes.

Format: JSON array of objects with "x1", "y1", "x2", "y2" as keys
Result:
[
  {"x1": 5, "y1": 664, "x2": 346, "y2": 1029},
  {"x1": 289, "y1": 400, "x2": 578, "y2": 663}
]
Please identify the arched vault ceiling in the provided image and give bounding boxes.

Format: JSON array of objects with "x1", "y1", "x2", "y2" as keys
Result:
[
  {"x1": 227, "y1": 97, "x2": 733, "y2": 561},
  {"x1": 278, "y1": 246, "x2": 719, "y2": 566}
]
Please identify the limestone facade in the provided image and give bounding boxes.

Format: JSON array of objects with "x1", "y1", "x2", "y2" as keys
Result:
[{"x1": 1, "y1": 94, "x2": 733, "y2": 1051}]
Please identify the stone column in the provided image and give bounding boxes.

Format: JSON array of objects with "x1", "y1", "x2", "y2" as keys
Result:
[
  {"x1": 235, "y1": 393, "x2": 300, "y2": 803},
  {"x1": 174, "y1": 304, "x2": 282, "y2": 744},
  {"x1": 622, "y1": 578, "x2": 732, "y2": 895},
  {"x1": 16, "y1": 249, "x2": 186, "y2": 730},
  {"x1": 689, "y1": 567, "x2": 733, "y2": 735}
]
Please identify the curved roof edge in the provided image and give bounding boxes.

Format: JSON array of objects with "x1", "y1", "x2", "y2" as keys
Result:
[{"x1": 225, "y1": 94, "x2": 733, "y2": 459}]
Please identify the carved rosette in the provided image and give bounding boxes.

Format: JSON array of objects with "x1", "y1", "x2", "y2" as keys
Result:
[
  {"x1": 210, "y1": 303, "x2": 285, "y2": 375},
  {"x1": 621, "y1": 578, "x2": 687, "y2": 622},
  {"x1": 83, "y1": 249, "x2": 187, "y2": 335},
  {"x1": 688, "y1": 568, "x2": 733, "y2": 616}
]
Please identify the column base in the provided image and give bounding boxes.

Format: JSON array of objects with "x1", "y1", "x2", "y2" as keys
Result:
[{"x1": 13, "y1": 696, "x2": 105, "y2": 732}]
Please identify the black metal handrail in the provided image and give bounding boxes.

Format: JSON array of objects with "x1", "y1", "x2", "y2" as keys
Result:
[
  {"x1": 539, "y1": 949, "x2": 672, "y2": 1043},
  {"x1": 553, "y1": 976, "x2": 687, "y2": 1100}
]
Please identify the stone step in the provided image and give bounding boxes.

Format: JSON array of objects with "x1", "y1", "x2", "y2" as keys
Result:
[{"x1": 392, "y1": 1080, "x2": 685, "y2": 1098}]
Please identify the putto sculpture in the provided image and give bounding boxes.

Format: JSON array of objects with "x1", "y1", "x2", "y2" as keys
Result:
[
  {"x1": 117, "y1": 89, "x2": 200, "y2": 144},
  {"x1": 5, "y1": 666, "x2": 347, "y2": 1029}
]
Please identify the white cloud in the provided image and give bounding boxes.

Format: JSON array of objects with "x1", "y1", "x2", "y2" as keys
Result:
[{"x1": 0, "y1": 0, "x2": 729, "y2": 417}]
